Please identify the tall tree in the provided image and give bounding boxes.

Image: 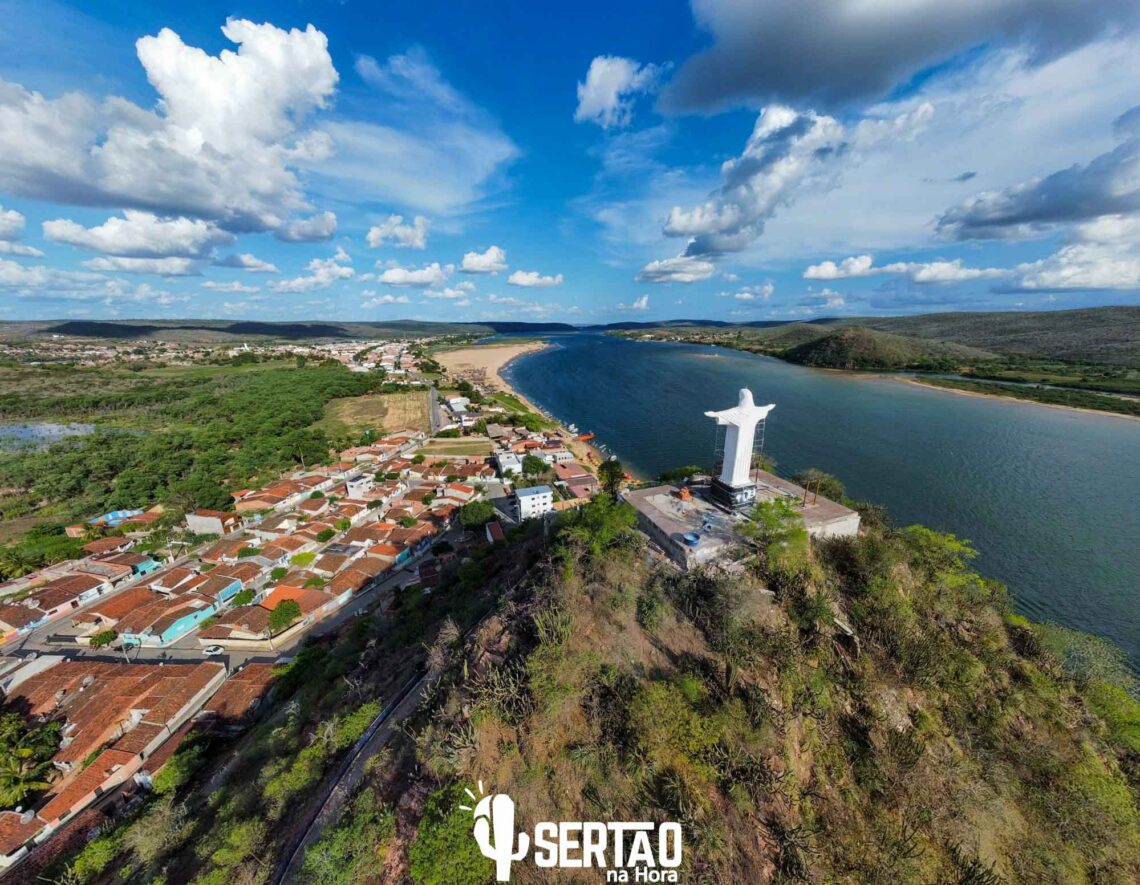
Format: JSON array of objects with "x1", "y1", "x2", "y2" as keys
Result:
[{"x1": 598, "y1": 459, "x2": 625, "y2": 499}]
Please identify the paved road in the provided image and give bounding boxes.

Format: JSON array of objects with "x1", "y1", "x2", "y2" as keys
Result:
[{"x1": 428, "y1": 385, "x2": 443, "y2": 434}]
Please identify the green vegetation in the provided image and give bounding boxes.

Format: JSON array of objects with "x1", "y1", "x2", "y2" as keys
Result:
[
  {"x1": 301, "y1": 784, "x2": 395, "y2": 884},
  {"x1": 784, "y1": 326, "x2": 994, "y2": 370},
  {"x1": 457, "y1": 499, "x2": 496, "y2": 528},
  {"x1": 230, "y1": 587, "x2": 255, "y2": 606},
  {"x1": 290, "y1": 551, "x2": 317, "y2": 567},
  {"x1": 89, "y1": 629, "x2": 118, "y2": 648},
  {"x1": 597, "y1": 457, "x2": 625, "y2": 498},
  {"x1": 396, "y1": 494, "x2": 1140, "y2": 882},
  {"x1": 407, "y1": 782, "x2": 494, "y2": 885},
  {"x1": 658, "y1": 463, "x2": 703, "y2": 482},
  {"x1": 917, "y1": 376, "x2": 1140, "y2": 417},
  {"x1": 0, "y1": 523, "x2": 85, "y2": 579},
  {"x1": 0, "y1": 362, "x2": 393, "y2": 531},
  {"x1": 791, "y1": 467, "x2": 846, "y2": 501},
  {"x1": 0, "y1": 712, "x2": 62, "y2": 809},
  {"x1": 268, "y1": 599, "x2": 303, "y2": 634},
  {"x1": 521, "y1": 453, "x2": 547, "y2": 477}
]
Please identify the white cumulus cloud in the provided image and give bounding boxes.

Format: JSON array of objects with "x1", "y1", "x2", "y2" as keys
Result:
[
  {"x1": 637, "y1": 254, "x2": 716, "y2": 283},
  {"x1": 271, "y1": 248, "x2": 353, "y2": 292},
  {"x1": 507, "y1": 270, "x2": 563, "y2": 287},
  {"x1": 44, "y1": 210, "x2": 233, "y2": 257},
  {"x1": 214, "y1": 252, "x2": 279, "y2": 273},
  {"x1": 617, "y1": 294, "x2": 650, "y2": 311},
  {"x1": 366, "y1": 214, "x2": 429, "y2": 249},
  {"x1": 375, "y1": 261, "x2": 449, "y2": 287},
  {"x1": 83, "y1": 256, "x2": 201, "y2": 275},
  {"x1": 0, "y1": 19, "x2": 338, "y2": 233},
  {"x1": 460, "y1": 245, "x2": 507, "y2": 274},
  {"x1": 275, "y1": 211, "x2": 337, "y2": 243},
  {"x1": 362, "y1": 291, "x2": 411, "y2": 307}
]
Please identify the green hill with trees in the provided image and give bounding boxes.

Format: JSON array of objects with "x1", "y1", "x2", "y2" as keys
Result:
[
  {"x1": 781, "y1": 326, "x2": 996, "y2": 370},
  {"x1": 382, "y1": 493, "x2": 1140, "y2": 883}
]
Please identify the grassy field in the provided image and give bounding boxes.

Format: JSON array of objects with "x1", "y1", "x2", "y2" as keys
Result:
[
  {"x1": 320, "y1": 390, "x2": 431, "y2": 437},
  {"x1": 419, "y1": 438, "x2": 494, "y2": 456}
]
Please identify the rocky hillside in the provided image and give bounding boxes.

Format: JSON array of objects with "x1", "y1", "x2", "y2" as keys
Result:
[{"x1": 391, "y1": 495, "x2": 1140, "y2": 883}]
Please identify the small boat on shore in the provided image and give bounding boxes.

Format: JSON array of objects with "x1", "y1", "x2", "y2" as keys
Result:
[{"x1": 575, "y1": 432, "x2": 595, "y2": 441}]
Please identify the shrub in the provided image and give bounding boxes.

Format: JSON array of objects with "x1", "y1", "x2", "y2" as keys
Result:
[
  {"x1": 636, "y1": 583, "x2": 669, "y2": 630},
  {"x1": 231, "y1": 588, "x2": 255, "y2": 607},
  {"x1": 301, "y1": 787, "x2": 394, "y2": 884},
  {"x1": 290, "y1": 551, "x2": 317, "y2": 567},
  {"x1": 408, "y1": 782, "x2": 494, "y2": 885},
  {"x1": 153, "y1": 741, "x2": 205, "y2": 795},
  {"x1": 89, "y1": 629, "x2": 118, "y2": 648},
  {"x1": 268, "y1": 599, "x2": 303, "y2": 634}
]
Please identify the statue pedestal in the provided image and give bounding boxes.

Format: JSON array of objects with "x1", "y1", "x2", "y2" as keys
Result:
[{"x1": 709, "y1": 478, "x2": 756, "y2": 512}]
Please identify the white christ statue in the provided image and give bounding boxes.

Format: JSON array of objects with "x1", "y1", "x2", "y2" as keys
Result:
[{"x1": 705, "y1": 388, "x2": 776, "y2": 488}]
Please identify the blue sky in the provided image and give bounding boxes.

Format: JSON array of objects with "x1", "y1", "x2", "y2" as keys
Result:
[{"x1": 1, "y1": 0, "x2": 1139, "y2": 323}]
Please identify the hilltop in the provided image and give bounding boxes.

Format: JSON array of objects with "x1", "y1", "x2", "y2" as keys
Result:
[
  {"x1": 321, "y1": 495, "x2": 1140, "y2": 883},
  {"x1": 781, "y1": 326, "x2": 997, "y2": 370}
]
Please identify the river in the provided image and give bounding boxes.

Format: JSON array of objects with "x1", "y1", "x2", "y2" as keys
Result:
[{"x1": 504, "y1": 332, "x2": 1140, "y2": 664}]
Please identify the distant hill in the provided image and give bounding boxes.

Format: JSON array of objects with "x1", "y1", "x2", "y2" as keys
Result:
[
  {"x1": 625, "y1": 306, "x2": 1140, "y2": 369},
  {"x1": 4, "y1": 306, "x2": 1138, "y2": 366},
  {"x1": 782, "y1": 326, "x2": 997, "y2": 370},
  {"x1": 0, "y1": 319, "x2": 494, "y2": 342},
  {"x1": 824, "y1": 306, "x2": 1140, "y2": 366}
]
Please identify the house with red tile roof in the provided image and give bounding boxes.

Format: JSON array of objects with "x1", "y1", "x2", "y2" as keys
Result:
[
  {"x1": 0, "y1": 660, "x2": 226, "y2": 870},
  {"x1": 81, "y1": 537, "x2": 133, "y2": 557}
]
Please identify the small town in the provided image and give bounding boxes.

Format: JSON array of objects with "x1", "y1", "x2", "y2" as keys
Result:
[
  {"x1": 0, "y1": 341, "x2": 618, "y2": 875},
  {"x1": 0, "y1": 328, "x2": 864, "y2": 878},
  {"x1": 2, "y1": 4, "x2": 1139, "y2": 882}
]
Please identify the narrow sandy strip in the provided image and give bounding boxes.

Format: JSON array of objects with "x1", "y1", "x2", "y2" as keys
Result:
[{"x1": 897, "y1": 376, "x2": 1140, "y2": 422}]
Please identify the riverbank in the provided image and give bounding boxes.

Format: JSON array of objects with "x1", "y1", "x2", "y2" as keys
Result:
[
  {"x1": 900, "y1": 376, "x2": 1140, "y2": 421},
  {"x1": 621, "y1": 332, "x2": 1140, "y2": 420},
  {"x1": 435, "y1": 341, "x2": 550, "y2": 412},
  {"x1": 436, "y1": 341, "x2": 612, "y2": 469}
]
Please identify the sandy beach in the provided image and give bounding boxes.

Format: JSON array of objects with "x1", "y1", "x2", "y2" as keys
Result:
[
  {"x1": 436, "y1": 341, "x2": 613, "y2": 469},
  {"x1": 435, "y1": 341, "x2": 549, "y2": 410}
]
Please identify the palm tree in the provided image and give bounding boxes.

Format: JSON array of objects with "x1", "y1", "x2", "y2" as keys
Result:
[
  {"x1": 0, "y1": 546, "x2": 36, "y2": 580},
  {"x1": 0, "y1": 714, "x2": 61, "y2": 809}
]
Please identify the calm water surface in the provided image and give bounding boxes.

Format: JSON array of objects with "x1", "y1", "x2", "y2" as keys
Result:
[
  {"x1": 505, "y1": 333, "x2": 1140, "y2": 664},
  {"x1": 0, "y1": 422, "x2": 94, "y2": 450}
]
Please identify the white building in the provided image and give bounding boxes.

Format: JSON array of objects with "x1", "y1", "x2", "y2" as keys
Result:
[
  {"x1": 346, "y1": 474, "x2": 375, "y2": 499},
  {"x1": 495, "y1": 452, "x2": 523, "y2": 477},
  {"x1": 515, "y1": 485, "x2": 554, "y2": 520},
  {"x1": 538, "y1": 448, "x2": 574, "y2": 465}
]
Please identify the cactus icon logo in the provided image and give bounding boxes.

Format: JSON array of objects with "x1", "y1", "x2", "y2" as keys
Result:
[
  {"x1": 461, "y1": 780, "x2": 683, "y2": 882},
  {"x1": 462, "y1": 781, "x2": 529, "y2": 882}
]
